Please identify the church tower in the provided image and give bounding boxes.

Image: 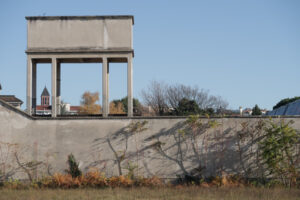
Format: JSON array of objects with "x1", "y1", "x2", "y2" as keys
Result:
[{"x1": 41, "y1": 86, "x2": 50, "y2": 106}]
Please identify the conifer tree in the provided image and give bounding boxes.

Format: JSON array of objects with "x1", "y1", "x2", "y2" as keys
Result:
[{"x1": 252, "y1": 104, "x2": 262, "y2": 115}]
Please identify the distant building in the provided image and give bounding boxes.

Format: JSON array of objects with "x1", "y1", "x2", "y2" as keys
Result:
[
  {"x1": 260, "y1": 109, "x2": 268, "y2": 115},
  {"x1": 35, "y1": 86, "x2": 80, "y2": 115},
  {"x1": 0, "y1": 95, "x2": 23, "y2": 109},
  {"x1": 41, "y1": 86, "x2": 50, "y2": 106},
  {"x1": 36, "y1": 87, "x2": 51, "y2": 115},
  {"x1": 240, "y1": 107, "x2": 268, "y2": 116},
  {"x1": 239, "y1": 106, "x2": 243, "y2": 116},
  {"x1": 243, "y1": 108, "x2": 253, "y2": 116},
  {"x1": 61, "y1": 103, "x2": 81, "y2": 115}
]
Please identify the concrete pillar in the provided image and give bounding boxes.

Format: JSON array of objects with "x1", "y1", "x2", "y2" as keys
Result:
[
  {"x1": 102, "y1": 57, "x2": 109, "y2": 117},
  {"x1": 127, "y1": 55, "x2": 133, "y2": 117},
  {"x1": 107, "y1": 62, "x2": 109, "y2": 114},
  {"x1": 51, "y1": 58, "x2": 57, "y2": 117},
  {"x1": 32, "y1": 61, "x2": 37, "y2": 114},
  {"x1": 26, "y1": 57, "x2": 33, "y2": 115},
  {"x1": 56, "y1": 62, "x2": 61, "y2": 115}
]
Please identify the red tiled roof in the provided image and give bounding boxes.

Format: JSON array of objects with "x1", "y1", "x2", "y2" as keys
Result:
[
  {"x1": 0, "y1": 95, "x2": 23, "y2": 104},
  {"x1": 70, "y1": 106, "x2": 81, "y2": 111},
  {"x1": 35, "y1": 105, "x2": 80, "y2": 112},
  {"x1": 36, "y1": 105, "x2": 51, "y2": 110}
]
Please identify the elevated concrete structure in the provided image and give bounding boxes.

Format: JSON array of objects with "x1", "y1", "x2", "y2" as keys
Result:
[{"x1": 26, "y1": 16, "x2": 134, "y2": 117}]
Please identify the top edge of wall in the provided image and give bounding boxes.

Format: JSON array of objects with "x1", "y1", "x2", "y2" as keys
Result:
[{"x1": 25, "y1": 16, "x2": 134, "y2": 25}]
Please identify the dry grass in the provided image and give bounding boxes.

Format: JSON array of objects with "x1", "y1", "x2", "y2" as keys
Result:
[{"x1": 0, "y1": 187, "x2": 299, "y2": 200}]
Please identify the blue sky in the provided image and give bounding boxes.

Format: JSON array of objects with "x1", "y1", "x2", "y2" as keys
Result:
[{"x1": 0, "y1": 0, "x2": 299, "y2": 110}]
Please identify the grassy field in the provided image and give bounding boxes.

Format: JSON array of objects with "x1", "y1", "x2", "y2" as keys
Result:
[{"x1": 0, "y1": 187, "x2": 299, "y2": 200}]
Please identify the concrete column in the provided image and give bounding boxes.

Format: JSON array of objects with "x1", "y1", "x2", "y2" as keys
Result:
[
  {"x1": 32, "y1": 61, "x2": 37, "y2": 114},
  {"x1": 51, "y1": 58, "x2": 57, "y2": 117},
  {"x1": 127, "y1": 55, "x2": 133, "y2": 117},
  {"x1": 56, "y1": 62, "x2": 61, "y2": 115},
  {"x1": 107, "y1": 62, "x2": 109, "y2": 114},
  {"x1": 102, "y1": 57, "x2": 109, "y2": 117},
  {"x1": 26, "y1": 57, "x2": 32, "y2": 115}
]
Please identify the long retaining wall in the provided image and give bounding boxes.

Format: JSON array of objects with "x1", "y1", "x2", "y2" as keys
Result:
[{"x1": 1, "y1": 100, "x2": 300, "y2": 180}]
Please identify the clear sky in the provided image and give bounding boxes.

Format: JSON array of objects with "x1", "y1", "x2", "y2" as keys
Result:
[{"x1": 0, "y1": 0, "x2": 299, "y2": 110}]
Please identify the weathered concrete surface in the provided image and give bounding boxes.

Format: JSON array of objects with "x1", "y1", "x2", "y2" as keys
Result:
[
  {"x1": 1, "y1": 101, "x2": 300, "y2": 180},
  {"x1": 26, "y1": 16, "x2": 133, "y2": 52}
]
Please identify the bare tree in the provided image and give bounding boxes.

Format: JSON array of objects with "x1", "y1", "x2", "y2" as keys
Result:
[
  {"x1": 205, "y1": 95, "x2": 228, "y2": 111},
  {"x1": 166, "y1": 84, "x2": 199, "y2": 109},
  {"x1": 141, "y1": 80, "x2": 168, "y2": 115},
  {"x1": 167, "y1": 85, "x2": 228, "y2": 111},
  {"x1": 141, "y1": 81, "x2": 228, "y2": 116}
]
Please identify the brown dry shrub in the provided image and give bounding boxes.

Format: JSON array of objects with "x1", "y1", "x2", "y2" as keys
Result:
[
  {"x1": 203, "y1": 174, "x2": 246, "y2": 187},
  {"x1": 39, "y1": 176, "x2": 54, "y2": 188},
  {"x1": 135, "y1": 176, "x2": 163, "y2": 187},
  {"x1": 41, "y1": 173, "x2": 84, "y2": 188},
  {"x1": 221, "y1": 175, "x2": 245, "y2": 187},
  {"x1": 108, "y1": 175, "x2": 133, "y2": 188},
  {"x1": 53, "y1": 174, "x2": 74, "y2": 188},
  {"x1": 3, "y1": 179, "x2": 27, "y2": 189},
  {"x1": 83, "y1": 171, "x2": 108, "y2": 187},
  {"x1": 2, "y1": 171, "x2": 253, "y2": 189}
]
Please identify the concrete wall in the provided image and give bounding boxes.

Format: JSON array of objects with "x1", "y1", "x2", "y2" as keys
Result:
[
  {"x1": 26, "y1": 16, "x2": 133, "y2": 51},
  {"x1": 1, "y1": 102, "x2": 300, "y2": 180}
]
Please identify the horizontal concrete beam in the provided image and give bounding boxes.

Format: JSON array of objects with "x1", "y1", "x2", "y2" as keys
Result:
[{"x1": 25, "y1": 15, "x2": 134, "y2": 25}]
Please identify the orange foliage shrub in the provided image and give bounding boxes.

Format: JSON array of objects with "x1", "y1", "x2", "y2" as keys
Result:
[
  {"x1": 79, "y1": 91, "x2": 101, "y2": 114},
  {"x1": 83, "y1": 171, "x2": 108, "y2": 187},
  {"x1": 108, "y1": 175, "x2": 133, "y2": 188},
  {"x1": 41, "y1": 173, "x2": 84, "y2": 188},
  {"x1": 200, "y1": 174, "x2": 245, "y2": 187},
  {"x1": 109, "y1": 102, "x2": 125, "y2": 114},
  {"x1": 135, "y1": 176, "x2": 163, "y2": 187},
  {"x1": 6, "y1": 169, "x2": 248, "y2": 189},
  {"x1": 39, "y1": 172, "x2": 164, "y2": 188}
]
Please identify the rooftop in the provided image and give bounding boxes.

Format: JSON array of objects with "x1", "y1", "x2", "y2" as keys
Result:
[
  {"x1": 41, "y1": 87, "x2": 50, "y2": 97},
  {"x1": 25, "y1": 15, "x2": 134, "y2": 25},
  {"x1": 0, "y1": 95, "x2": 23, "y2": 104}
]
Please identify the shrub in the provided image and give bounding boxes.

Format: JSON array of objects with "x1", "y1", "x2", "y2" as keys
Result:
[
  {"x1": 135, "y1": 176, "x2": 163, "y2": 187},
  {"x1": 124, "y1": 161, "x2": 138, "y2": 180},
  {"x1": 83, "y1": 171, "x2": 108, "y2": 187},
  {"x1": 260, "y1": 119, "x2": 300, "y2": 187},
  {"x1": 66, "y1": 154, "x2": 82, "y2": 178},
  {"x1": 51, "y1": 173, "x2": 83, "y2": 188},
  {"x1": 108, "y1": 175, "x2": 133, "y2": 188},
  {"x1": 3, "y1": 179, "x2": 27, "y2": 189}
]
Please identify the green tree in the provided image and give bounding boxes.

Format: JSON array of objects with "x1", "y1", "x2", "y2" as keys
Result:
[
  {"x1": 175, "y1": 98, "x2": 200, "y2": 116},
  {"x1": 203, "y1": 108, "x2": 215, "y2": 115},
  {"x1": 113, "y1": 97, "x2": 142, "y2": 115},
  {"x1": 252, "y1": 104, "x2": 262, "y2": 116},
  {"x1": 65, "y1": 154, "x2": 82, "y2": 178},
  {"x1": 273, "y1": 96, "x2": 300, "y2": 110}
]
